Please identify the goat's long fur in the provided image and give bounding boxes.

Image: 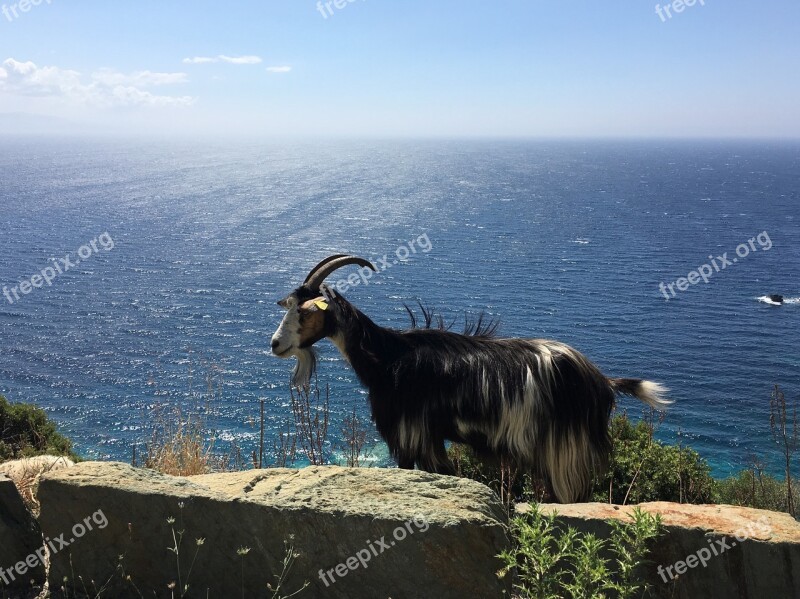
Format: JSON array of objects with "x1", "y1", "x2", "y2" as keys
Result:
[
  {"x1": 290, "y1": 293, "x2": 669, "y2": 503},
  {"x1": 272, "y1": 256, "x2": 671, "y2": 504}
]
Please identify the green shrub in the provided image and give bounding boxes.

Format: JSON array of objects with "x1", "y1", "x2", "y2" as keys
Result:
[
  {"x1": 0, "y1": 395, "x2": 78, "y2": 462},
  {"x1": 592, "y1": 414, "x2": 717, "y2": 505},
  {"x1": 498, "y1": 504, "x2": 663, "y2": 599},
  {"x1": 717, "y1": 468, "x2": 797, "y2": 514}
]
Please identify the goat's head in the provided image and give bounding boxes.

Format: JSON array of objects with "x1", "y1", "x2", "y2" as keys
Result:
[{"x1": 271, "y1": 254, "x2": 375, "y2": 386}]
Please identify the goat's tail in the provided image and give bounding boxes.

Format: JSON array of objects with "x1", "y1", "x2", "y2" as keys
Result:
[{"x1": 609, "y1": 378, "x2": 672, "y2": 410}]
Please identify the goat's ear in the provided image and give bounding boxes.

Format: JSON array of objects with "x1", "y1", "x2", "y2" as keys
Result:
[
  {"x1": 299, "y1": 298, "x2": 329, "y2": 313},
  {"x1": 277, "y1": 295, "x2": 297, "y2": 309}
]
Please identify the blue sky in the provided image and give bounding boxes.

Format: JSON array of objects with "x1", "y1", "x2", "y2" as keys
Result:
[{"x1": 0, "y1": 0, "x2": 798, "y2": 137}]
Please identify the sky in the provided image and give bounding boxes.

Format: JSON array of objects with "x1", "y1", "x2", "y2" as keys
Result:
[{"x1": 0, "y1": 0, "x2": 798, "y2": 138}]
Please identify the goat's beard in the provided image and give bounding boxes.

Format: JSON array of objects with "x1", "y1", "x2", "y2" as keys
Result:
[{"x1": 291, "y1": 348, "x2": 318, "y2": 389}]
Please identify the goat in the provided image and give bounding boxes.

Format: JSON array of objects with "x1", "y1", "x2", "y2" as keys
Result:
[{"x1": 270, "y1": 255, "x2": 670, "y2": 503}]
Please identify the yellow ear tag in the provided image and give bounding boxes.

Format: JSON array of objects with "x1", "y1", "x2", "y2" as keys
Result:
[{"x1": 314, "y1": 300, "x2": 329, "y2": 311}]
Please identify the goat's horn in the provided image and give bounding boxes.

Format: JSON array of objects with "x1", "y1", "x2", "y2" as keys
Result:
[
  {"x1": 305, "y1": 255, "x2": 376, "y2": 291},
  {"x1": 303, "y1": 254, "x2": 349, "y2": 285}
]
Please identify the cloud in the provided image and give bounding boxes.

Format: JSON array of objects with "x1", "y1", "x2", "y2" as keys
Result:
[
  {"x1": 266, "y1": 66, "x2": 292, "y2": 74},
  {"x1": 182, "y1": 57, "x2": 216, "y2": 65},
  {"x1": 0, "y1": 59, "x2": 82, "y2": 97},
  {"x1": 220, "y1": 55, "x2": 262, "y2": 65},
  {"x1": 183, "y1": 55, "x2": 263, "y2": 65},
  {"x1": 0, "y1": 58, "x2": 195, "y2": 107},
  {"x1": 91, "y1": 69, "x2": 188, "y2": 87}
]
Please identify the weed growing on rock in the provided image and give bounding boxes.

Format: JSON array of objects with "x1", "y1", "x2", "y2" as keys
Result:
[
  {"x1": 166, "y1": 502, "x2": 204, "y2": 598},
  {"x1": 769, "y1": 384, "x2": 798, "y2": 517},
  {"x1": 498, "y1": 504, "x2": 663, "y2": 599},
  {"x1": 266, "y1": 537, "x2": 309, "y2": 599},
  {"x1": 289, "y1": 378, "x2": 330, "y2": 466},
  {"x1": 338, "y1": 406, "x2": 374, "y2": 468}
]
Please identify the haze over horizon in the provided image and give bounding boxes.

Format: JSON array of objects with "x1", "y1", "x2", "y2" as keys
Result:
[{"x1": 0, "y1": 0, "x2": 798, "y2": 139}]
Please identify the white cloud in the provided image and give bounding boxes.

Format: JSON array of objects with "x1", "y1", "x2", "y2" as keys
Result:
[
  {"x1": 0, "y1": 58, "x2": 195, "y2": 108},
  {"x1": 220, "y1": 55, "x2": 262, "y2": 65},
  {"x1": 183, "y1": 55, "x2": 262, "y2": 65},
  {"x1": 266, "y1": 66, "x2": 292, "y2": 74},
  {"x1": 92, "y1": 69, "x2": 188, "y2": 87},
  {"x1": 0, "y1": 59, "x2": 82, "y2": 97},
  {"x1": 182, "y1": 57, "x2": 216, "y2": 65}
]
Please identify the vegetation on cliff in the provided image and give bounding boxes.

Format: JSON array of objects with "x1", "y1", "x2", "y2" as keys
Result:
[{"x1": 0, "y1": 395, "x2": 78, "y2": 462}]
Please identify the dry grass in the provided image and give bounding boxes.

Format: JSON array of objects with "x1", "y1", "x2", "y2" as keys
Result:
[
  {"x1": 137, "y1": 350, "x2": 249, "y2": 476},
  {"x1": 139, "y1": 407, "x2": 217, "y2": 476},
  {"x1": 0, "y1": 455, "x2": 74, "y2": 515}
]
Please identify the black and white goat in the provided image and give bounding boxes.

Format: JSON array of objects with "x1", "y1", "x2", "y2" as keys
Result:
[{"x1": 270, "y1": 255, "x2": 670, "y2": 503}]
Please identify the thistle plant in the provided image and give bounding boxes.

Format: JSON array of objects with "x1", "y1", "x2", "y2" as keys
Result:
[{"x1": 498, "y1": 504, "x2": 663, "y2": 599}]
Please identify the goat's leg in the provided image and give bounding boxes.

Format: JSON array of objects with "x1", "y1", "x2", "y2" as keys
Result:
[
  {"x1": 396, "y1": 455, "x2": 415, "y2": 469},
  {"x1": 418, "y1": 442, "x2": 456, "y2": 476}
]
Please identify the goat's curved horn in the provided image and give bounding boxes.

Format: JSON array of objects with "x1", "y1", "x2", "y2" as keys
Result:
[
  {"x1": 303, "y1": 254, "x2": 349, "y2": 285},
  {"x1": 305, "y1": 255, "x2": 376, "y2": 291}
]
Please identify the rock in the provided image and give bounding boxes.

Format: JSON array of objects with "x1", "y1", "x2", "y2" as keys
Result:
[
  {"x1": 0, "y1": 455, "x2": 75, "y2": 513},
  {"x1": 0, "y1": 455, "x2": 75, "y2": 486},
  {"x1": 38, "y1": 462, "x2": 510, "y2": 599},
  {"x1": 0, "y1": 473, "x2": 46, "y2": 591},
  {"x1": 517, "y1": 501, "x2": 800, "y2": 599},
  {"x1": 769, "y1": 294, "x2": 784, "y2": 304}
]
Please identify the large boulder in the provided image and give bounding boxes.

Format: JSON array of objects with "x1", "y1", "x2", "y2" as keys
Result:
[
  {"x1": 38, "y1": 462, "x2": 510, "y2": 598},
  {"x1": 523, "y1": 501, "x2": 800, "y2": 599},
  {"x1": 0, "y1": 473, "x2": 45, "y2": 592}
]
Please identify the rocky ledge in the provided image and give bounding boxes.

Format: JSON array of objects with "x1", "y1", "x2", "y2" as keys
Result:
[
  {"x1": 0, "y1": 460, "x2": 799, "y2": 598},
  {"x1": 526, "y1": 501, "x2": 800, "y2": 599},
  {"x1": 36, "y1": 462, "x2": 509, "y2": 598}
]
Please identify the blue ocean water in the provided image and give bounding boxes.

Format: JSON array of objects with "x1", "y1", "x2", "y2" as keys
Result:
[{"x1": 0, "y1": 138, "x2": 798, "y2": 477}]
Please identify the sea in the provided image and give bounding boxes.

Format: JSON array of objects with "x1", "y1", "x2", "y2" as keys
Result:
[{"x1": 0, "y1": 137, "x2": 798, "y2": 477}]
